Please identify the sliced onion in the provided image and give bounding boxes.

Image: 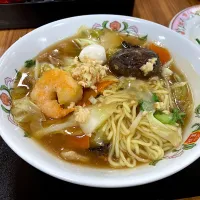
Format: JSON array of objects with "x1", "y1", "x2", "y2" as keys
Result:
[{"x1": 88, "y1": 96, "x2": 97, "y2": 105}]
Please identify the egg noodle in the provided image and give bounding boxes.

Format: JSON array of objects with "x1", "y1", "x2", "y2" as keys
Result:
[{"x1": 97, "y1": 78, "x2": 175, "y2": 168}]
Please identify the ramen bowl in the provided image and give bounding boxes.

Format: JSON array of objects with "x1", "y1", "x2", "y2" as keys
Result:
[{"x1": 0, "y1": 15, "x2": 200, "y2": 188}]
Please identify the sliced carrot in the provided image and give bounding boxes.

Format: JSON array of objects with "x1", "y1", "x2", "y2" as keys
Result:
[
  {"x1": 149, "y1": 43, "x2": 171, "y2": 64},
  {"x1": 77, "y1": 88, "x2": 97, "y2": 106},
  {"x1": 78, "y1": 80, "x2": 115, "y2": 106},
  {"x1": 65, "y1": 135, "x2": 90, "y2": 149},
  {"x1": 96, "y1": 80, "x2": 115, "y2": 93}
]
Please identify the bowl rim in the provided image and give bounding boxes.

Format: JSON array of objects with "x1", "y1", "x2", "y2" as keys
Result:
[{"x1": 1, "y1": 14, "x2": 200, "y2": 188}]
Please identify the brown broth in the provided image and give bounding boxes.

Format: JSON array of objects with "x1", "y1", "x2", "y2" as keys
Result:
[
  {"x1": 169, "y1": 64, "x2": 193, "y2": 129},
  {"x1": 38, "y1": 134, "x2": 110, "y2": 168},
  {"x1": 37, "y1": 35, "x2": 81, "y2": 65},
  {"x1": 11, "y1": 29, "x2": 194, "y2": 168}
]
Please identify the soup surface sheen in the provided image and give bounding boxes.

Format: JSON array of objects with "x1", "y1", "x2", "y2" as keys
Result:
[{"x1": 11, "y1": 27, "x2": 193, "y2": 168}]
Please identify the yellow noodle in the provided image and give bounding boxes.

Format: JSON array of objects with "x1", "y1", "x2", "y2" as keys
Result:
[
  {"x1": 133, "y1": 132, "x2": 141, "y2": 140},
  {"x1": 115, "y1": 113, "x2": 125, "y2": 158},
  {"x1": 120, "y1": 122, "x2": 130, "y2": 135},
  {"x1": 137, "y1": 126, "x2": 163, "y2": 146},
  {"x1": 123, "y1": 107, "x2": 132, "y2": 119},
  {"x1": 123, "y1": 102, "x2": 131, "y2": 113},
  {"x1": 153, "y1": 90, "x2": 169, "y2": 94},
  {"x1": 131, "y1": 139, "x2": 153, "y2": 147},
  {"x1": 97, "y1": 78, "x2": 181, "y2": 168}
]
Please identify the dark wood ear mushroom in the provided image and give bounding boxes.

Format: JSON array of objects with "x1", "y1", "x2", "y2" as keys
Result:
[{"x1": 109, "y1": 42, "x2": 161, "y2": 79}]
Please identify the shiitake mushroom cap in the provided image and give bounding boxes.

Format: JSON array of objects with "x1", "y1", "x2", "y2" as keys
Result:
[{"x1": 109, "y1": 42, "x2": 161, "y2": 79}]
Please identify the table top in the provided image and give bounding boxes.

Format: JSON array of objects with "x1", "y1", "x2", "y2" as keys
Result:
[{"x1": 1, "y1": 0, "x2": 200, "y2": 199}]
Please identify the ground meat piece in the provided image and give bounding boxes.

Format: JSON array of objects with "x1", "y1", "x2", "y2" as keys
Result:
[
  {"x1": 89, "y1": 144, "x2": 110, "y2": 156},
  {"x1": 60, "y1": 151, "x2": 89, "y2": 162}
]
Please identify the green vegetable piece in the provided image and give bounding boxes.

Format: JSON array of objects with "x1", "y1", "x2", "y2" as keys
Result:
[
  {"x1": 24, "y1": 132, "x2": 31, "y2": 138},
  {"x1": 171, "y1": 108, "x2": 185, "y2": 125},
  {"x1": 25, "y1": 59, "x2": 35, "y2": 68},
  {"x1": 154, "y1": 111, "x2": 174, "y2": 124},
  {"x1": 154, "y1": 109, "x2": 185, "y2": 125},
  {"x1": 15, "y1": 69, "x2": 22, "y2": 80},
  {"x1": 152, "y1": 93, "x2": 159, "y2": 102},
  {"x1": 196, "y1": 38, "x2": 200, "y2": 45},
  {"x1": 147, "y1": 112, "x2": 182, "y2": 147},
  {"x1": 138, "y1": 35, "x2": 148, "y2": 41},
  {"x1": 16, "y1": 71, "x2": 22, "y2": 80}
]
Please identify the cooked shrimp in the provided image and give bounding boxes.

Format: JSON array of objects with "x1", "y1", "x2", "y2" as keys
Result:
[{"x1": 30, "y1": 69, "x2": 83, "y2": 119}]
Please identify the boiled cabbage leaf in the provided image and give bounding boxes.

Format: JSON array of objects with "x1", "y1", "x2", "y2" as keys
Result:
[
  {"x1": 79, "y1": 103, "x2": 116, "y2": 136},
  {"x1": 33, "y1": 115, "x2": 78, "y2": 138},
  {"x1": 73, "y1": 38, "x2": 98, "y2": 49},
  {"x1": 11, "y1": 97, "x2": 45, "y2": 123},
  {"x1": 147, "y1": 112, "x2": 182, "y2": 147}
]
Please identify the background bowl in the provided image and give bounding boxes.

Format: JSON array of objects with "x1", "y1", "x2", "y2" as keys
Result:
[{"x1": 0, "y1": 15, "x2": 200, "y2": 188}]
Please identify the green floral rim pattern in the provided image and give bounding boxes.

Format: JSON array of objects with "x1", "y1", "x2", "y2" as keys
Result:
[
  {"x1": 92, "y1": 20, "x2": 148, "y2": 40},
  {"x1": 0, "y1": 76, "x2": 16, "y2": 125}
]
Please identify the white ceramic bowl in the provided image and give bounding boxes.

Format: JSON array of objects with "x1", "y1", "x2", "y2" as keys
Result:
[{"x1": 1, "y1": 15, "x2": 200, "y2": 188}]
